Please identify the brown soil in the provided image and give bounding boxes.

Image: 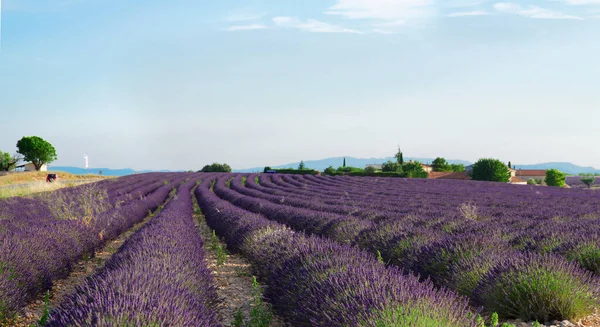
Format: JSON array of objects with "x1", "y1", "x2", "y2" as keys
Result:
[{"x1": 192, "y1": 195, "x2": 287, "y2": 327}]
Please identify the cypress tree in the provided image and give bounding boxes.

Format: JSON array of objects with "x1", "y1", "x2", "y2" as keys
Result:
[
  {"x1": 343, "y1": 158, "x2": 346, "y2": 167},
  {"x1": 508, "y1": 161, "x2": 512, "y2": 169}
]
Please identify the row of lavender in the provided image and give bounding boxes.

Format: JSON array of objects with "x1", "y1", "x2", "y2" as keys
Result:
[
  {"x1": 267, "y1": 173, "x2": 600, "y2": 222},
  {"x1": 198, "y1": 176, "x2": 478, "y2": 326},
  {"x1": 46, "y1": 176, "x2": 221, "y2": 326},
  {"x1": 216, "y1": 173, "x2": 600, "y2": 322},
  {"x1": 0, "y1": 173, "x2": 186, "y2": 323}
]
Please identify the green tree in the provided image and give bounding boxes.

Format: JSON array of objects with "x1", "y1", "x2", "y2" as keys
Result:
[
  {"x1": 0, "y1": 151, "x2": 21, "y2": 171},
  {"x1": 508, "y1": 161, "x2": 512, "y2": 169},
  {"x1": 16, "y1": 136, "x2": 58, "y2": 171},
  {"x1": 581, "y1": 176, "x2": 596, "y2": 189},
  {"x1": 200, "y1": 163, "x2": 232, "y2": 173},
  {"x1": 470, "y1": 158, "x2": 510, "y2": 182},
  {"x1": 382, "y1": 160, "x2": 402, "y2": 173},
  {"x1": 343, "y1": 158, "x2": 346, "y2": 168},
  {"x1": 403, "y1": 161, "x2": 425, "y2": 173},
  {"x1": 545, "y1": 169, "x2": 566, "y2": 187},
  {"x1": 364, "y1": 166, "x2": 377, "y2": 174},
  {"x1": 451, "y1": 164, "x2": 465, "y2": 172},
  {"x1": 323, "y1": 166, "x2": 336, "y2": 175},
  {"x1": 432, "y1": 157, "x2": 452, "y2": 172},
  {"x1": 527, "y1": 178, "x2": 538, "y2": 185},
  {"x1": 263, "y1": 166, "x2": 272, "y2": 173},
  {"x1": 395, "y1": 147, "x2": 404, "y2": 165},
  {"x1": 298, "y1": 160, "x2": 306, "y2": 170}
]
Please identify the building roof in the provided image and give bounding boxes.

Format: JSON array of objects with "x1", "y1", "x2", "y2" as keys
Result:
[
  {"x1": 365, "y1": 164, "x2": 382, "y2": 169},
  {"x1": 516, "y1": 170, "x2": 547, "y2": 177},
  {"x1": 429, "y1": 172, "x2": 471, "y2": 180}
]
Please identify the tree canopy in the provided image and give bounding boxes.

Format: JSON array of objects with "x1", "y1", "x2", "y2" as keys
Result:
[
  {"x1": 470, "y1": 158, "x2": 510, "y2": 182},
  {"x1": 395, "y1": 147, "x2": 404, "y2": 165},
  {"x1": 403, "y1": 161, "x2": 425, "y2": 173},
  {"x1": 450, "y1": 164, "x2": 465, "y2": 172},
  {"x1": 0, "y1": 151, "x2": 22, "y2": 171},
  {"x1": 16, "y1": 136, "x2": 58, "y2": 171},
  {"x1": 200, "y1": 163, "x2": 232, "y2": 173},
  {"x1": 545, "y1": 169, "x2": 566, "y2": 187},
  {"x1": 298, "y1": 160, "x2": 306, "y2": 170},
  {"x1": 432, "y1": 157, "x2": 452, "y2": 172},
  {"x1": 382, "y1": 160, "x2": 402, "y2": 173},
  {"x1": 580, "y1": 176, "x2": 595, "y2": 189}
]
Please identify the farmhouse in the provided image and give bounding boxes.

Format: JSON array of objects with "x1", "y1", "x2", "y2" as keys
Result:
[
  {"x1": 14, "y1": 162, "x2": 47, "y2": 172},
  {"x1": 516, "y1": 169, "x2": 546, "y2": 182},
  {"x1": 421, "y1": 163, "x2": 433, "y2": 173}
]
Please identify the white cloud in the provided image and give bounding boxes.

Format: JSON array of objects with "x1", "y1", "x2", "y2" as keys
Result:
[
  {"x1": 559, "y1": 0, "x2": 600, "y2": 4},
  {"x1": 272, "y1": 16, "x2": 362, "y2": 34},
  {"x1": 494, "y1": 3, "x2": 584, "y2": 19},
  {"x1": 224, "y1": 24, "x2": 267, "y2": 31},
  {"x1": 326, "y1": 0, "x2": 434, "y2": 21},
  {"x1": 447, "y1": 11, "x2": 490, "y2": 17}
]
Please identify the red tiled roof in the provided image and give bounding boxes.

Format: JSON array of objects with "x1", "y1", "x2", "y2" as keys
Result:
[
  {"x1": 516, "y1": 170, "x2": 547, "y2": 177},
  {"x1": 429, "y1": 172, "x2": 471, "y2": 180}
]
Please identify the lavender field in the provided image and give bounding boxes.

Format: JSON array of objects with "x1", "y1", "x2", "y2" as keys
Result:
[{"x1": 1, "y1": 172, "x2": 600, "y2": 326}]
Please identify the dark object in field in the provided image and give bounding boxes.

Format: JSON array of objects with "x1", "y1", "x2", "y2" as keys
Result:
[{"x1": 46, "y1": 174, "x2": 58, "y2": 183}]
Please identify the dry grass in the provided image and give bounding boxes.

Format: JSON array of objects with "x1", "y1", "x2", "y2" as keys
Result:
[
  {"x1": 0, "y1": 180, "x2": 99, "y2": 198},
  {"x1": 0, "y1": 171, "x2": 110, "y2": 198},
  {"x1": 0, "y1": 171, "x2": 107, "y2": 186}
]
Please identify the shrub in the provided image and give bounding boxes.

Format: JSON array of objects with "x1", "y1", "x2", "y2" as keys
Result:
[
  {"x1": 411, "y1": 235, "x2": 512, "y2": 296},
  {"x1": 527, "y1": 178, "x2": 537, "y2": 185},
  {"x1": 545, "y1": 169, "x2": 566, "y2": 187},
  {"x1": 200, "y1": 163, "x2": 232, "y2": 173},
  {"x1": 323, "y1": 166, "x2": 336, "y2": 175},
  {"x1": 474, "y1": 253, "x2": 600, "y2": 322},
  {"x1": 560, "y1": 237, "x2": 600, "y2": 274},
  {"x1": 470, "y1": 158, "x2": 510, "y2": 182},
  {"x1": 337, "y1": 166, "x2": 364, "y2": 173},
  {"x1": 382, "y1": 160, "x2": 402, "y2": 173},
  {"x1": 364, "y1": 166, "x2": 377, "y2": 174}
]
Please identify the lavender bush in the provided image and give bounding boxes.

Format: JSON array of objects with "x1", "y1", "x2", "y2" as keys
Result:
[{"x1": 46, "y1": 176, "x2": 220, "y2": 326}]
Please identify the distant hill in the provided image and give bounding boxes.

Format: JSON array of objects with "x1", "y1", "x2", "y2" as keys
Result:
[
  {"x1": 512, "y1": 162, "x2": 600, "y2": 175},
  {"x1": 50, "y1": 167, "x2": 174, "y2": 177},
  {"x1": 234, "y1": 157, "x2": 472, "y2": 173}
]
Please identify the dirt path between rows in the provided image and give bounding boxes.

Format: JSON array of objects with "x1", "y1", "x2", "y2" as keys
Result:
[
  {"x1": 191, "y1": 192, "x2": 287, "y2": 327},
  {"x1": 10, "y1": 192, "x2": 175, "y2": 327}
]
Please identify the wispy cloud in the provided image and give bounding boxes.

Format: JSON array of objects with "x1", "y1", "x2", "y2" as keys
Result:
[
  {"x1": 372, "y1": 29, "x2": 396, "y2": 34},
  {"x1": 224, "y1": 24, "x2": 268, "y2": 31},
  {"x1": 558, "y1": 0, "x2": 600, "y2": 5},
  {"x1": 447, "y1": 10, "x2": 490, "y2": 17},
  {"x1": 325, "y1": 0, "x2": 434, "y2": 22},
  {"x1": 494, "y1": 3, "x2": 584, "y2": 20},
  {"x1": 272, "y1": 16, "x2": 362, "y2": 34}
]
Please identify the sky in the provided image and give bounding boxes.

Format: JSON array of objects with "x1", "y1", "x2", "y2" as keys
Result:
[{"x1": 0, "y1": 0, "x2": 599, "y2": 171}]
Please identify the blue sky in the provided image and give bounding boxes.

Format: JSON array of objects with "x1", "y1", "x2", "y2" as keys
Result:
[{"x1": 0, "y1": 0, "x2": 599, "y2": 170}]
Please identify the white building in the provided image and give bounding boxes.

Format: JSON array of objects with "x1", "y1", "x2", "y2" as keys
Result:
[{"x1": 14, "y1": 162, "x2": 48, "y2": 172}]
